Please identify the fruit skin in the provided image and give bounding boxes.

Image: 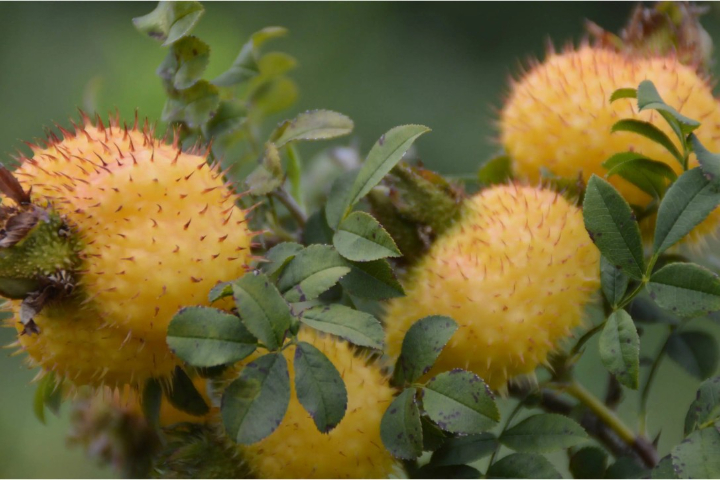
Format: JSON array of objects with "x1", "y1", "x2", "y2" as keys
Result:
[
  {"x1": 385, "y1": 185, "x2": 600, "y2": 390},
  {"x1": 500, "y1": 46, "x2": 720, "y2": 243},
  {"x1": 242, "y1": 329, "x2": 397, "y2": 479},
  {"x1": 6, "y1": 115, "x2": 253, "y2": 388}
]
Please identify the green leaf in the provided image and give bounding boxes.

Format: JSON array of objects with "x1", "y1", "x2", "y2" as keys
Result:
[
  {"x1": 612, "y1": 119, "x2": 683, "y2": 165},
  {"x1": 653, "y1": 168, "x2": 720, "y2": 254},
  {"x1": 415, "y1": 465, "x2": 481, "y2": 479},
  {"x1": 248, "y1": 77, "x2": 298, "y2": 117},
  {"x1": 167, "y1": 306, "x2": 257, "y2": 367},
  {"x1": 222, "y1": 353, "x2": 290, "y2": 444},
  {"x1": 33, "y1": 373, "x2": 62, "y2": 424},
  {"x1": 605, "y1": 457, "x2": 649, "y2": 479},
  {"x1": 233, "y1": 273, "x2": 292, "y2": 350},
  {"x1": 430, "y1": 432, "x2": 497, "y2": 466},
  {"x1": 599, "y1": 310, "x2": 640, "y2": 389},
  {"x1": 162, "y1": 80, "x2": 220, "y2": 128},
  {"x1": 667, "y1": 331, "x2": 719, "y2": 380},
  {"x1": 647, "y1": 263, "x2": 720, "y2": 319},
  {"x1": 276, "y1": 245, "x2": 351, "y2": 303},
  {"x1": 157, "y1": 36, "x2": 210, "y2": 90},
  {"x1": 609, "y1": 88, "x2": 637, "y2": 103},
  {"x1": 478, "y1": 155, "x2": 512, "y2": 185},
  {"x1": 626, "y1": 296, "x2": 679, "y2": 325},
  {"x1": 333, "y1": 211, "x2": 401, "y2": 262},
  {"x1": 652, "y1": 455, "x2": 679, "y2": 479},
  {"x1": 500, "y1": 414, "x2": 588, "y2": 453},
  {"x1": 603, "y1": 152, "x2": 677, "y2": 199},
  {"x1": 271, "y1": 110, "x2": 354, "y2": 148},
  {"x1": 141, "y1": 379, "x2": 162, "y2": 428},
  {"x1": 569, "y1": 446, "x2": 608, "y2": 479},
  {"x1": 208, "y1": 282, "x2": 232, "y2": 303},
  {"x1": 325, "y1": 170, "x2": 359, "y2": 230},
  {"x1": 299, "y1": 304, "x2": 384, "y2": 349},
  {"x1": 422, "y1": 370, "x2": 499, "y2": 434},
  {"x1": 305, "y1": 209, "x2": 335, "y2": 245},
  {"x1": 392, "y1": 315, "x2": 458, "y2": 386},
  {"x1": 637, "y1": 80, "x2": 700, "y2": 133},
  {"x1": 164, "y1": 368, "x2": 210, "y2": 416},
  {"x1": 202, "y1": 100, "x2": 247, "y2": 139},
  {"x1": 246, "y1": 143, "x2": 283, "y2": 195},
  {"x1": 212, "y1": 27, "x2": 286, "y2": 87},
  {"x1": 671, "y1": 425, "x2": 720, "y2": 479},
  {"x1": 421, "y1": 416, "x2": 448, "y2": 452},
  {"x1": 690, "y1": 134, "x2": 720, "y2": 183},
  {"x1": 380, "y1": 388, "x2": 423, "y2": 460},
  {"x1": 583, "y1": 175, "x2": 645, "y2": 280},
  {"x1": 262, "y1": 242, "x2": 304, "y2": 278},
  {"x1": 133, "y1": 1, "x2": 204, "y2": 46},
  {"x1": 684, "y1": 375, "x2": 720, "y2": 435},
  {"x1": 601, "y1": 256, "x2": 629, "y2": 308},
  {"x1": 294, "y1": 341, "x2": 348, "y2": 433},
  {"x1": 486, "y1": 453, "x2": 562, "y2": 479},
  {"x1": 339, "y1": 258, "x2": 404, "y2": 300},
  {"x1": 333, "y1": 125, "x2": 430, "y2": 227}
]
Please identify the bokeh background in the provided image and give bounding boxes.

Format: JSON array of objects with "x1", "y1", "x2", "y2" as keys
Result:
[{"x1": 1, "y1": 2, "x2": 720, "y2": 478}]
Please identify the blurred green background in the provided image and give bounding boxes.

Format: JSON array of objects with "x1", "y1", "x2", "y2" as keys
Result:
[{"x1": 1, "y1": 2, "x2": 720, "y2": 478}]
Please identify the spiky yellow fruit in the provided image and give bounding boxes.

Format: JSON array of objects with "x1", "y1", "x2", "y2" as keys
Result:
[
  {"x1": 385, "y1": 185, "x2": 600, "y2": 390},
  {"x1": 7, "y1": 115, "x2": 253, "y2": 388},
  {"x1": 500, "y1": 46, "x2": 720, "y2": 243},
  {"x1": 243, "y1": 329, "x2": 397, "y2": 479}
]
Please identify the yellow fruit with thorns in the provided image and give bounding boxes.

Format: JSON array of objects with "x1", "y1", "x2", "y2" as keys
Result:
[
  {"x1": 385, "y1": 185, "x2": 600, "y2": 391},
  {"x1": 242, "y1": 329, "x2": 397, "y2": 479},
  {"x1": 500, "y1": 45, "x2": 720, "y2": 244},
  {"x1": 4, "y1": 113, "x2": 253, "y2": 388}
]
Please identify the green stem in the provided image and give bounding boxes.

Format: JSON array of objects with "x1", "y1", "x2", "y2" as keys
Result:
[
  {"x1": 487, "y1": 398, "x2": 526, "y2": 469},
  {"x1": 571, "y1": 320, "x2": 607, "y2": 356},
  {"x1": 270, "y1": 189, "x2": 307, "y2": 228},
  {"x1": 639, "y1": 326, "x2": 675, "y2": 436}
]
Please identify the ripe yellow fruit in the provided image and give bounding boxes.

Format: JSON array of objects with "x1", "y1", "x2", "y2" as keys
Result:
[
  {"x1": 385, "y1": 185, "x2": 600, "y2": 390},
  {"x1": 243, "y1": 329, "x2": 397, "y2": 479},
  {"x1": 500, "y1": 46, "x2": 720, "y2": 243},
  {"x1": 7, "y1": 115, "x2": 253, "y2": 388}
]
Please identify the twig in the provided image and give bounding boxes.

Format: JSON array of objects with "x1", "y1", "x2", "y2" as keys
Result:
[{"x1": 270, "y1": 188, "x2": 307, "y2": 228}]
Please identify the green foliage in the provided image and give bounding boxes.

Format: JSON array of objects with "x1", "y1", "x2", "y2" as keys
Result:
[
  {"x1": 670, "y1": 426, "x2": 720, "y2": 478},
  {"x1": 299, "y1": 304, "x2": 384, "y2": 349},
  {"x1": 499, "y1": 414, "x2": 588, "y2": 453},
  {"x1": 232, "y1": 273, "x2": 292, "y2": 350},
  {"x1": 600, "y1": 255, "x2": 629, "y2": 308},
  {"x1": 478, "y1": 155, "x2": 513, "y2": 185},
  {"x1": 380, "y1": 388, "x2": 423, "y2": 459},
  {"x1": 646, "y1": 263, "x2": 720, "y2": 319},
  {"x1": 164, "y1": 368, "x2": 210, "y2": 416},
  {"x1": 666, "y1": 331, "x2": 719, "y2": 380},
  {"x1": 333, "y1": 211, "x2": 402, "y2": 262},
  {"x1": 603, "y1": 152, "x2": 677, "y2": 199},
  {"x1": 611, "y1": 119, "x2": 684, "y2": 166},
  {"x1": 599, "y1": 310, "x2": 640, "y2": 389},
  {"x1": 684, "y1": 376, "x2": 720, "y2": 435},
  {"x1": 32, "y1": 372, "x2": 62, "y2": 425},
  {"x1": 429, "y1": 433, "x2": 497, "y2": 466},
  {"x1": 133, "y1": 1, "x2": 204, "y2": 46},
  {"x1": 392, "y1": 315, "x2": 458, "y2": 386},
  {"x1": 569, "y1": 446, "x2": 608, "y2": 479},
  {"x1": 486, "y1": 453, "x2": 562, "y2": 479},
  {"x1": 339, "y1": 258, "x2": 405, "y2": 299},
  {"x1": 276, "y1": 245, "x2": 351, "y2": 302}
]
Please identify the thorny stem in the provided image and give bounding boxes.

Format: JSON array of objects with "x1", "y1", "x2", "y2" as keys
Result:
[
  {"x1": 639, "y1": 325, "x2": 675, "y2": 436},
  {"x1": 270, "y1": 188, "x2": 307, "y2": 228}
]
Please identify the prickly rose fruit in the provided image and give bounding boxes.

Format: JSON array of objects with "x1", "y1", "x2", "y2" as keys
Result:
[
  {"x1": 500, "y1": 46, "x2": 720, "y2": 243},
  {"x1": 385, "y1": 185, "x2": 600, "y2": 390},
  {"x1": 7, "y1": 115, "x2": 253, "y2": 388},
  {"x1": 243, "y1": 329, "x2": 397, "y2": 479}
]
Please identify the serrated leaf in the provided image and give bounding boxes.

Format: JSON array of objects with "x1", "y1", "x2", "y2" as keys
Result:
[
  {"x1": 609, "y1": 88, "x2": 637, "y2": 103},
  {"x1": 671, "y1": 425, "x2": 720, "y2": 479},
  {"x1": 599, "y1": 310, "x2": 640, "y2": 389},
  {"x1": 339, "y1": 258, "x2": 404, "y2": 299},
  {"x1": 653, "y1": 168, "x2": 720, "y2": 254},
  {"x1": 393, "y1": 315, "x2": 458, "y2": 386},
  {"x1": 486, "y1": 453, "x2": 562, "y2": 479},
  {"x1": 159, "y1": 36, "x2": 209, "y2": 90},
  {"x1": 167, "y1": 306, "x2": 257, "y2": 367},
  {"x1": 612, "y1": 119, "x2": 683, "y2": 165},
  {"x1": 652, "y1": 455, "x2": 678, "y2": 479},
  {"x1": 133, "y1": 1, "x2": 204, "y2": 46},
  {"x1": 569, "y1": 446, "x2": 608, "y2": 479},
  {"x1": 294, "y1": 341, "x2": 348, "y2": 433},
  {"x1": 637, "y1": 80, "x2": 700, "y2": 133},
  {"x1": 162, "y1": 80, "x2": 220, "y2": 128},
  {"x1": 299, "y1": 304, "x2": 383, "y2": 349},
  {"x1": 690, "y1": 134, "x2": 720, "y2": 183},
  {"x1": 430, "y1": 432, "x2": 497, "y2": 466},
  {"x1": 262, "y1": 242, "x2": 304, "y2": 278},
  {"x1": 601, "y1": 255, "x2": 629, "y2": 308},
  {"x1": 271, "y1": 110, "x2": 354, "y2": 148},
  {"x1": 142, "y1": 378, "x2": 162, "y2": 428},
  {"x1": 222, "y1": 353, "x2": 290, "y2": 444},
  {"x1": 421, "y1": 416, "x2": 448, "y2": 452},
  {"x1": 276, "y1": 244, "x2": 350, "y2": 302},
  {"x1": 212, "y1": 27, "x2": 286, "y2": 87},
  {"x1": 684, "y1": 375, "x2": 720, "y2": 435},
  {"x1": 331, "y1": 125, "x2": 430, "y2": 228},
  {"x1": 415, "y1": 465, "x2": 481, "y2": 479},
  {"x1": 583, "y1": 175, "x2": 645, "y2": 280},
  {"x1": 209, "y1": 282, "x2": 232, "y2": 303},
  {"x1": 333, "y1": 211, "x2": 401, "y2": 262},
  {"x1": 380, "y1": 388, "x2": 423, "y2": 459},
  {"x1": 478, "y1": 155, "x2": 512, "y2": 185},
  {"x1": 164, "y1": 368, "x2": 209, "y2": 416},
  {"x1": 202, "y1": 100, "x2": 247, "y2": 139},
  {"x1": 325, "y1": 169, "x2": 358, "y2": 230},
  {"x1": 233, "y1": 273, "x2": 292, "y2": 350},
  {"x1": 246, "y1": 143, "x2": 283, "y2": 195},
  {"x1": 422, "y1": 370, "x2": 499, "y2": 434},
  {"x1": 667, "y1": 331, "x2": 719, "y2": 380},
  {"x1": 33, "y1": 372, "x2": 62, "y2": 425},
  {"x1": 647, "y1": 263, "x2": 720, "y2": 319},
  {"x1": 500, "y1": 414, "x2": 588, "y2": 453},
  {"x1": 603, "y1": 152, "x2": 677, "y2": 199}
]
